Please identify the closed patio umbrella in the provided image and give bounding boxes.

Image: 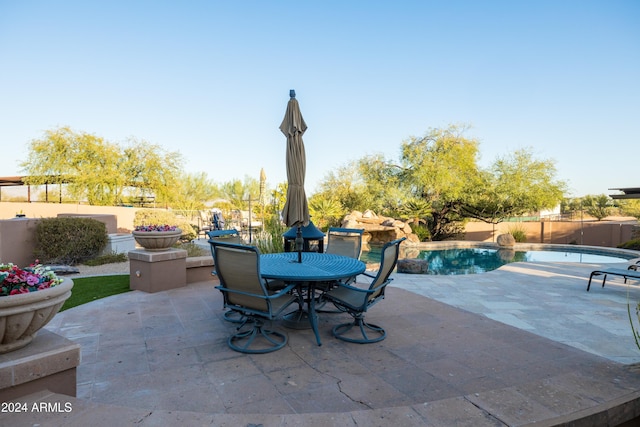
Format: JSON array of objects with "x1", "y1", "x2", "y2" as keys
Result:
[{"x1": 280, "y1": 90, "x2": 310, "y2": 262}]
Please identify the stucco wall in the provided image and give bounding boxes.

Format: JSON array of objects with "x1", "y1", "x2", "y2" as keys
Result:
[
  {"x1": 464, "y1": 220, "x2": 637, "y2": 247},
  {"x1": 1, "y1": 202, "x2": 138, "y2": 231},
  {"x1": 0, "y1": 214, "x2": 118, "y2": 266}
]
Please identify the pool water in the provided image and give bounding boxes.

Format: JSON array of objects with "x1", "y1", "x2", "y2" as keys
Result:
[{"x1": 361, "y1": 247, "x2": 635, "y2": 275}]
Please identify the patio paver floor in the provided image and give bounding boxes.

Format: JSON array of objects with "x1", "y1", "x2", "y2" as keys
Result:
[{"x1": 4, "y1": 260, "x2": 640, "y2": 426}]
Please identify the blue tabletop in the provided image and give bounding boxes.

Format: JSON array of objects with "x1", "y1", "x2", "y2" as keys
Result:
[{"x1": 260, "y1": 252, "x2": 365, "y2": 282}]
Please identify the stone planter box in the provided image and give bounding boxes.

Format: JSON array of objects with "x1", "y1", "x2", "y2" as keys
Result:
[
  {"x1": 129, "y1": 249, "x2": 187, "y2": 293},
  {"x1": 0, "y1": 278, "x2": 73, "y2": 354},
  {"x1": 186, "y1": 255, "x2": 215, "y2": 284}
]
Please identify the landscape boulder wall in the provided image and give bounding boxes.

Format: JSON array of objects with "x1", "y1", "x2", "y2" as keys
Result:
[{"x1": 340, "y1": 210, "x2": 421, "y2": 244}]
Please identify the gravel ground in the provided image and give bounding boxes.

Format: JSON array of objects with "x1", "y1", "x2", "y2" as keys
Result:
[{"x1": 69, "y1": 261, "x2": 130, "y2": 277}]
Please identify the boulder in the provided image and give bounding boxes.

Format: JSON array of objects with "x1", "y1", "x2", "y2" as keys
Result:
[
  {"x1": 406, "y1": 233, "x2": 421, "y2": 244},
  {"x1": 497, "y1": 233, "x2": 516, "y2": 247},
  {"x1": 362, "y1": 210, "x2": 376, "y2": 219},
  {"x1": 340, "y1": 210, "x2": 421, "y2": 245},
  {"x1": 47, "y1": 265, "x2": 80, "y2": 275},
  {"x1": 397, "y1": 258, "x2": 429, "y2": 274}
]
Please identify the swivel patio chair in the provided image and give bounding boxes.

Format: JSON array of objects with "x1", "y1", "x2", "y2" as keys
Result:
[
  {"x1": 322, "y1": 237, "x2": 406, "y2": 344},
  {"x1": 197, "y1": 210, "x2": 213, "y2": 239},
  {"x1": 208, "y1": 230, "x2": 246, "y2": 323},
  {"x1": 212, "y1": 241, "x2": 299, "y2": 354},
  {"x1": 325, "y1": 227, "x2": 364, "y2": 260},
  {"x1": 316, "y1": 227, "x2": 365, "y2": 312}
]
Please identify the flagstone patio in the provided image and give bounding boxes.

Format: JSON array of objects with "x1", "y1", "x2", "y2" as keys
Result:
[{"x1": 3, "y1": 261, "x2": 640, "y2": 426}]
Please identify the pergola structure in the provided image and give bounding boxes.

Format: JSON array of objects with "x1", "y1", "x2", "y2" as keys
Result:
[
  {"x1": 0, "y1": 175, "x2": 155, "y2": 206},
  {"x1": 0, "y1": 175, "x2": 66, "y2": 203},
  {"x1": 609, "y1": 187, "x2": 640, "y2": 200}
]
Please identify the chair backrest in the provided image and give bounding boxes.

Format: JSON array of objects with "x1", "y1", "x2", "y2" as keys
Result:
[
  {"x1": 200, "y1": 210, "x2": 212, "y2": 223},
  {"x1": 368, "y1": 237, "x2": 406, "y2": 302},
  {"x1": 212, "y1": 241, "x2": 270, "y2": 313},
  {"x1": 325, "y1": 227, "x2": 364, "y2": 260},
  {"x1": 208, "y1": 230, "x2": 244, "y2": 273},
  {"x1": 207, "y1": 229, "x2": 243, "y2": 243}
]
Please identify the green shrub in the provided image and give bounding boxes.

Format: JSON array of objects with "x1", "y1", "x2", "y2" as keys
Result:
[
  {"x1": 177, "y1": 242, "x2": 209, "y2": 257},
  {"x1": 254, "y1": 230, "x2": 283, "y2": 254},
  {"x1": 412, "y1": 224, "x2": 431, "y2": 241},
  {"x1": 84, "y1": 252, "x2": 128, "y2": 266},
  {"x1": 35, "y1": 217, "x2": 108, "y2": 265},
  {"x1": 508, "y1": 224, "x2": 528, "y2": 243},
  {"x1": 255, "y1": 215, "x2": 286, "y2": 254},
  {"x1": 619, "y1": 239, "x2": 640, "y2": 251},
  {"x1": 134, "y1": 209, "x2": 196, "y2": 242}
]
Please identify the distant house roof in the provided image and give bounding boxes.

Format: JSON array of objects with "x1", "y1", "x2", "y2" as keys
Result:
[{"x1": 609, "y1": 187, "x2": 640, "y2": 199}]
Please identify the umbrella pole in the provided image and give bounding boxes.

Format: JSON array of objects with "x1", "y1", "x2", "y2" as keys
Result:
[{"x1": 295, "y1": 225, "x2": 304, "y2": 263}]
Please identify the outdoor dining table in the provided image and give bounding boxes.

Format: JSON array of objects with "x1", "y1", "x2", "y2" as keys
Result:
[{"x1": 260, "y1": 252, "x2": 366, "y2": 346}]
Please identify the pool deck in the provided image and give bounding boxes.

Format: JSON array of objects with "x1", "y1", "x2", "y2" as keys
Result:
[{"x1": 5, "y1": 260, "x2": 640, "y2": 426}]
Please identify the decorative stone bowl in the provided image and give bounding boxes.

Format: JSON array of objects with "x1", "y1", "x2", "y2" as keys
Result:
[
  {"x1": 0, "y1": 277, "x2": 73, "y2": 353},
  {"x1": 132, "y1": 229, "x2": 182, "y2": 251}
]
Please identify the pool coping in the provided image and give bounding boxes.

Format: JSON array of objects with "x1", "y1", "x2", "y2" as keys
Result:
[{"x1": 406, "y1": 240, "x2": 640, "y2": 259}]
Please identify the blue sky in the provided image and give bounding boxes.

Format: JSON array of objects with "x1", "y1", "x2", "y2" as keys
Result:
[{"x1": 1, "y1": 1, "x2": 638, "y2": 198}]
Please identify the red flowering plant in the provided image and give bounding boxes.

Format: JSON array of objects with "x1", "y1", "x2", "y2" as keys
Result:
[
  {"x1": 0, "y1": 261, "x2": 64, "y2": 297},
  {"x1": 133, "y1": 225, "x2": 178, "y2": 232}
]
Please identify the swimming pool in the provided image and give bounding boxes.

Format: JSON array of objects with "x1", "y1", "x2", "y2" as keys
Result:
[{"x1": 361, "y1": 243, "x2": 639, "y2": 275}]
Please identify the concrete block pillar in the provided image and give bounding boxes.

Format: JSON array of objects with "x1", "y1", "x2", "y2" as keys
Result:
[{"x1": 128, "y1": 249, "x2": 187, "y2": 293}]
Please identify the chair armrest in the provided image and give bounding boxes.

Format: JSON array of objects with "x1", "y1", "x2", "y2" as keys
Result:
[
  {"x1": 332, "y1": 282, "x2": 376, "y2": 296},
  {"x1": 269, "y1": 282, "x2": 298, "y2": 295}
]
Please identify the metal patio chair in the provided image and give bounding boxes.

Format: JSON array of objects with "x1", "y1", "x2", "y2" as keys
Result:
[
  {"x1": 316, "y1": 227, "x2": 365, "y2": 312},
  {"x1": 212, "y1": 241, "x2": 299, "y2": 354},
  {"x1": 208, "y1": 230, "x2": 246, "y2": 323},
  {"x1": 322, "y1": 237, "x2": 406, "y2": 344},
  {"x1": 325, "y1": 227, "x2": 364, "y2": 260}
]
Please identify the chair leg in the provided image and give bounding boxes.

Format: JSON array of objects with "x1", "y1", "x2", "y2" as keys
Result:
[
  {"x1": 332, "y1": 313, "x2": 386, "y2": 344},
  {"x1": 227, "y1": 318, "x2": 288, "y2": 353}
]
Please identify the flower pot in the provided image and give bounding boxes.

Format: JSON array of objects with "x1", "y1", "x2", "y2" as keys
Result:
[
  {"x1": 132, "y1": 229, "x2": 182, "y2": 251},
  {"x1": 0, "y1": 277, "x2": 73, "y2": 353}
]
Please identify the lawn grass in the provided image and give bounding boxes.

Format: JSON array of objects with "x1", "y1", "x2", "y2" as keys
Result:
[{"x1": 61, "y1": 274, "x2": 131, "y2": 311}]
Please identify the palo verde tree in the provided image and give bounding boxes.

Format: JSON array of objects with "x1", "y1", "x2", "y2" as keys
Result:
[
  {"x1": 21, "y1": 127, "x2": 121, "y2": 204},
  {"x1": 169, "y1": 172, "x2": 220, "y2": 214},
  {"x1": 618, "y1": 199, "x2": 640, "y2": 220},
  {"x1": 581, "y1": 194, "x2": 613, "y2": 221},
  {"x1": 314, "y1": 161, "x2": 375, "y2": 213},
  {"x1": 119, "y1": 138, "x2": 183, "y2": 206},
  {"x1": 218, "y1": 176, "x2": 262, "y2": 212},
  {"x1": 324, "y1": 124, "x2": 568, "y2": 240},
  {"x1": 21, "y1": 127, "x2": 183, "y2": 206},
  {"x1": 460, "y1": 148, "x2": 566, "y2": 224},
  {"x1": 398, "y1": 125, "x2": 482, "y2": 240}
]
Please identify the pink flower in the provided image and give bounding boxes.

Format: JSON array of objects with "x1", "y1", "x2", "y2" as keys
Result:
[
  {"x1": 25, "y1": 274, "x2": 40, "y2": 286},
  {"x1": 1, "y1": 262, "x2": 62, "y2": 297}
]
